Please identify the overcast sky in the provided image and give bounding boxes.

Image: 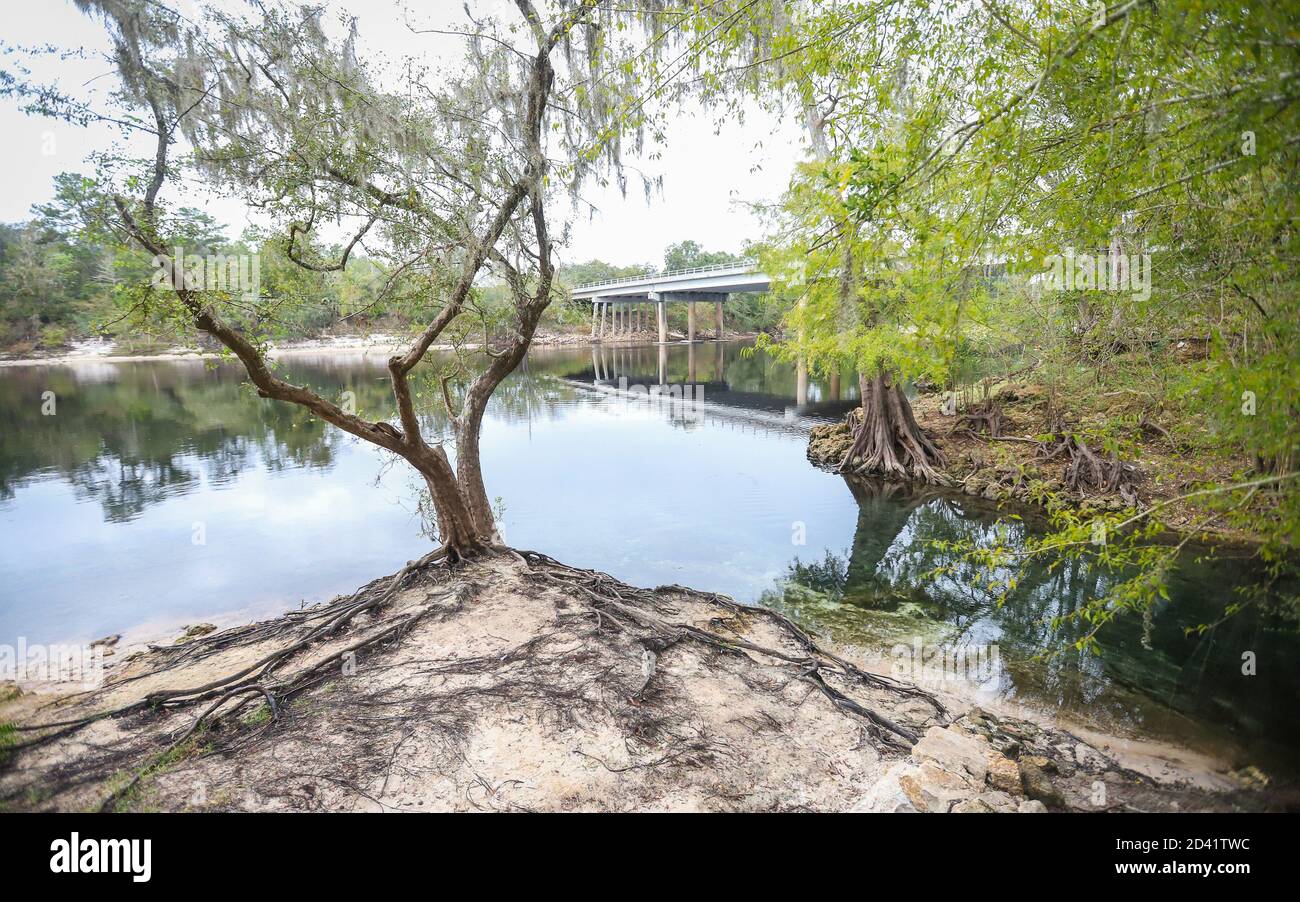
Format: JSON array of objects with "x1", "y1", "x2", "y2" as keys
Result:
[{"x1": 0, "y1": 0, "x2": 806, "y2": 268}]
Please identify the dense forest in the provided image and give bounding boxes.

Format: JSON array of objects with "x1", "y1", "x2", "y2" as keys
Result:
[{"x1": 0, "y1": 198, "x2": 781, "y2": 352}]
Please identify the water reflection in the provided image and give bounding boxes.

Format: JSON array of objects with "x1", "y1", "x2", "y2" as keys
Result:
[
  {"x1": 764, "y1": 477, "x2": 1300, "y2": 766},
  {"x1": 581, "y1": 341, "x2": 861, "y2": 420},
  {"x1": 0, "y1": 342, "x2": 1295, "y2": 767}
]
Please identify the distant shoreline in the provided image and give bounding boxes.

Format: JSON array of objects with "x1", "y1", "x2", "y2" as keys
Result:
[{"x1": 0, "y1": 330, "x2": 756, "y2": 368}]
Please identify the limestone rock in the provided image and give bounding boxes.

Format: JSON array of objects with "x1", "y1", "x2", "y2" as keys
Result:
[
  {"x1": 175, "y1": 623, "x2": 217, "y2": 644},
  {"x1": 987, "y1": 755, "x2": 1024, "y2": 796},
  {"x1": 991, "y1": 736, "x2": 1022, "y2": 759},
  {"x1": 899, "y1": 761, "x2": 977, "y2": 813},
  {"x1": 952, "y1": 798, "x2": 996, "y2": 813},
  {"x1": 1019, "y1": 759, "x2": 1065, "y2": 809},
  {"x1": 807, "y1": 422, "x2": 854, "y2": 468},
  {"x1": 1017, "y1": 799, "x2": 1048, "y2": 813},
  {"x1": 911, "y1": 725, "x2": 990, "y2": 783},
  {"x1": 977, "y1": 790, "x2": 1019, "y2": 812},
  {"x1": 850, "y1": 761, "x2": 921, "y2": 813},
  {"x1": 1074, "y1": 743, "x2": 1108, "y2": 771}
]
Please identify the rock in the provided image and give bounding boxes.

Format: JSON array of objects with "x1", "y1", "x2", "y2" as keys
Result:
[
  {"x1": 911, "y1": 726, "x2": 990, "y2": 783},
  {"x1": 807, "y1": 422, "x2": 854, "y2": 467},
  {"x1": 961, "y1": 707, "x2": 994, "y2": 737},
  {"x1": 850, "y1": 761, "x2": 921, "y2": 813},
  {"x1": 0, "y1": 680, "x2": 21, "y2": 703},
  {"x1": 987, "y1": 756, "x2": 1024, "y2": 796},
  {"x1": 998, "y1": 719, "x2": 1041, "y2": 740},
  {"x1": 1020, "y1": 760, "x2": 1066, "y2": 809},
  {"x1": 89, "y1": 634, "x2": 121, "y2": 648},
  {"x1": 899, "y1": 761, "x2": 977, "y2": 813},
  {"x1": 951, "y1": 798, "x2": 996, "y2": 813},
  {"x1": 1017, "y1": 799, "x2": 1048, "y2": 813},
  {"x1": 1229, "y1": 765, "x2": 1270, "y2": 789},
  {"x1": 977, "y1": 790, "x2": 1020, "y2": 812},
  {"x1": 1025, "y1": 754, "x2": 1055, "y2": 773},
  {"x1": 991, "y1": 736, "x2": 1022, "y2": 759},
  {"x1": 175, "y1": 623, "x2": 217, "y2": 644},
  {"x1": 1074, "y1": 743, "x2": 1108, "y2": 771}
]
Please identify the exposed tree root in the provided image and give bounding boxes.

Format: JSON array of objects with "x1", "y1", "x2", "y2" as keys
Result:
[
  {"x1": 953, "y1": 399, "x2": 1006, "y2": 439},
  {"x1": 6, "y1": 546, "x2": 453, "y2": 758},
  {"x1": 840, "y1": 372, "x2": 948, "y2": 485},
  {"x1": 517, "y1": 550, "x2": 947, "y2": 748},
  {"x1": 1037, "y1": 417, "x2": 1140, "y2": 503},
  {"x1": 1, "y1": 549, "x2": 951, "y2": 812}
]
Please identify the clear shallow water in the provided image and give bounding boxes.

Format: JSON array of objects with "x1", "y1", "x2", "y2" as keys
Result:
[{"x1": 0, "y1": 341, "x2": 1296, "y2": 768}]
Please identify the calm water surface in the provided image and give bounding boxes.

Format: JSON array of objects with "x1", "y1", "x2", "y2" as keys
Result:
[{"x1": 1, "y1": 341, "x2": 1296, "y2": 768}]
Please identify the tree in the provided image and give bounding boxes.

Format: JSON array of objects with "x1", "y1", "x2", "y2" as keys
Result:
[
  {"x1": 662, "y1": 239, "x2": 740, "y2": 271},
  {"x1": 14, "y1": 0, "x2": 723, "y2": 559},
  {"x1": 759, "y1": 0, "x2": 1298, "y2": 635}
]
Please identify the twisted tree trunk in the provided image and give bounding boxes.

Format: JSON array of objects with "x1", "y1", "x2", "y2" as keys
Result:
[{"x1": 840, "y1": 370, "x2": 947, "y2": 483}]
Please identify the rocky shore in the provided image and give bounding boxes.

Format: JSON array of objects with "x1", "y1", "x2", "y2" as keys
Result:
[
  {"x1": 856, "y1": 707, "x2": 1268, "y2": 813},
  {"x1": 0, "y1": 552, "x2": 1276, "y2": 812},
  {"x1": 807, "y1": 384, "x2": 1260, "y2": 542}
]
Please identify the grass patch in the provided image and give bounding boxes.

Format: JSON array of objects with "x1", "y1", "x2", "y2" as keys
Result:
[
  {"x1": 241, "y1": 703, "x2": 272, "y2": 727},
  {"x1": 0, "y1": 721, "x2": 16, "y2": 766},
  {"x1": 104, "y1": 728, "x2": 211, "y2": 813}
]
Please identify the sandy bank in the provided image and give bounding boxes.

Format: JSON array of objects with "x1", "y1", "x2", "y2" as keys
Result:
[
  {"x1": 0, "y1": 552, "x2": 1280, "y2": 812},
  {"x1": 0, "y1": 330, "x2": 760, "y2": 368}
]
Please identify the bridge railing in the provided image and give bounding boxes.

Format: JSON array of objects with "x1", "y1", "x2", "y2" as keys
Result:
[{"x1": 573, "y1": 258, "x2": 757, "y2": 291}]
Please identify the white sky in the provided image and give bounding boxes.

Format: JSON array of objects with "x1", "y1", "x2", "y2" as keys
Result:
[{"x1": 0, "y1": 0, "x2": 806, "y2": 268}]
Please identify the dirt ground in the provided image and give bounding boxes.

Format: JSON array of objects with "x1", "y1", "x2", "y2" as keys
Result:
[
  {"x1": 0, "y1": 551, "x2": 1283, "y2": 812},
  {"x1": 809, "y1": 381, "x2": 1269, "y2": 545}
]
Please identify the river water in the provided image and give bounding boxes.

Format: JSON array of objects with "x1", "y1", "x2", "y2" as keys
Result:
[{"x1": 1, "y1": 340, "x2": 1295, "y2": 769}]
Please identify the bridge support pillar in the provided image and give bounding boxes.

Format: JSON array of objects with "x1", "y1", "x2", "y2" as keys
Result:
[
  {"x1": 651, "y1": 292, "x2": 667, "y2": 344},
  {"x1": 715, "y1": 300, "x2": 724, "y2": 340},
  {"x1": 687, "y1": 301, "x2": 696, "y2": 343}
]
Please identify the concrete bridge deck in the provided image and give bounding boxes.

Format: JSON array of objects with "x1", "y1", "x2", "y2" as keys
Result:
[{"x1": 570, "y1": 260, "x2": 770, "y2": 343}]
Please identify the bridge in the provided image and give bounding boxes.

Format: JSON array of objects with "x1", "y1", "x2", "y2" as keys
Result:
[{"x1": 570, "y1": 259, "x2": 770, "y2": 344}]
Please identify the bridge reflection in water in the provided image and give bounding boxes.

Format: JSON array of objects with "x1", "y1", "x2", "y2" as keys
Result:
[{"x1": 580, "y1": 340, "x2": 860, "y2": 426}]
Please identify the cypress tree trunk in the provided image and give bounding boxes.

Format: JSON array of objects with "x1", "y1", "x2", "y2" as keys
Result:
[{"x1": 840, "y1": 370, "x2": 947, "y2": 483}]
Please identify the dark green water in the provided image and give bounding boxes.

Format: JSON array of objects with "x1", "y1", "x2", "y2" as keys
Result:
[{"x1": 0, "y1": 341, "x2": 1295, "y2": 769}]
